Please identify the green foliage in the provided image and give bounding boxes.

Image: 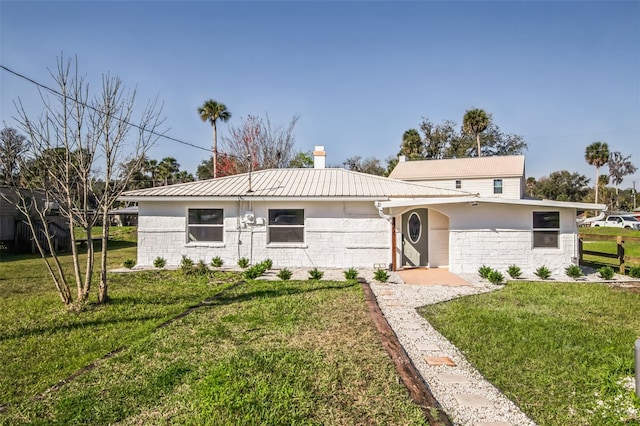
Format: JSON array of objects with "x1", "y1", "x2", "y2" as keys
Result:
[
  {"x1": 506, "y1": 264, "x2": 522, "y2": 279},
  {"x1": 277, "y1": 268, "x2": 292, "y2": 281},
  {"x1": 486, "y1": 270, "x2": 504, "y2": 285},
  {"x1": 243, "y1": 265, "x2": 262, "y2": 280},
  {"x1": 531, "y1": 170, "x2": 590, "y2": 202},
  {"x1": 238, "y1": 257, "x2": 249, "y2": 269},
  {"x1": 180, "y1": 256, "x2": 196, "y2": 275},
  {"x1": 629, "y1": 265, "x2": 640, "y2": 278},
  {"x1": 478, "y1": 265, "x2": 493, "y2": 279},
  {"x1": 211, "y1": 256, "x2": 224, "y2": 268},
  {"x1": 565, "y1": 264, "x2": 584, "y2": 279},
  {"x1": 374, "y1": 268, "x2": 389, "y2": 283},
  {"x1": 195, "y1": 260, "x2": 209, "y2": 275},
  {"x1": 308, "y1": 268, "x2": 324, "y2": 280},
  {"x1": 598, "y1": 266, "x2": 615, "y2": 280},
  {"x1": 123, "y1": 258, "x2": 136, "y2": 269},
  {"x1": 153, "y1": 257, "x2": 166, "y2": 268},
  {"x1": 534, "y1": 266, "x2": 552, "y2": 280},
  {"x1": 343, "y1": 267, "x2": 359, "y2": 280},
  {"x1": 261, "y1": 259, "x2": 273, "y2": 270}
]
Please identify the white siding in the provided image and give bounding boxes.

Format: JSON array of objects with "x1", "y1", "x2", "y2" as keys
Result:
[
  {"x1": 428, "y1": 209, "x2": 449, "y2": 267},
  {"x1": 413, "y1": 177, "x2": 522, "y2": 198},
  {"x1": 137, "y1": 200, "x2": 391, "y2": 269}
]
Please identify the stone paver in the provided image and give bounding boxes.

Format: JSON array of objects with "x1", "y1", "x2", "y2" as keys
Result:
[
  {"x1": 455, "y1": 394, "x2": 493, "y2": 407},
  {"x1": 437, "y1": 373, "x2": 471, "y2": 384},
  {"x1": 425, "y1": 356, "x2": 457, "y2": 367}
]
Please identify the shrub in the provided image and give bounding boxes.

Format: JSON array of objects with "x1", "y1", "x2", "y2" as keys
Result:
[
  {"x1": 244, "y1": 265, "x2": 263, "y2": 280},
  {"x1": 277, "y1": 268, "x2": 292, "y2": 281},
  {"x1": 534, "y1": 266, "x2": 552, "y2": 280},
  {"x1": 487, "y1": 269, "x2": 504, "y2": 285},
  {"x1": 195, "y1": 260, "x2": 209, "y2": 275},
  {"x1": 344, "y1": 267, "x2": 359, "y2": 280},
  {"x1": 598, "y1": 266, "x2": 615, "y2": 280},
  {"x1": 180, "y1": 255, "x2": 195, "y2": 274},
  {"x1": 261, "y1": 259, "x2": 273, "y2": 270},
  {"x1": 123, "y1": 258, "x2": 136, "y2": 269},
  {"x1": 565, "y1": 264, "x2": 584, "y2": 279},
  {"x1": 374, "y1": 268, "x2": 389, "y2": 283},
  {"x1": 308, "y1": 268, "x2": 324, "y2": 280},
  {"x1": 153, "y1": 257, "x2": 166, "y2": 268},
  {"x1": 237, "y1": 257, "x2": 249, "y2": 269},
  {"x1": 506, "y1": 264, "x2": 522, "y2": 279},
  {"x1": 629, "y1": 265, "x2": 640, "y2": 278},
  {"x1": 211, "y1": 256, "x2": 224, "y2": 268},
  {"x1": 478, "y1": 265, "x2": 493, "y2": 279}
]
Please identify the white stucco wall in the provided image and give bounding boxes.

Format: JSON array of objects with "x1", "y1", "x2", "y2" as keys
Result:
[{"x1": 136, "y1": 200, "x2": 392, "y2": 269}]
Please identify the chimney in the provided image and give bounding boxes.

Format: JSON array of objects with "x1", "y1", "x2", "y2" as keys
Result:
[
  {"x1": 313, "y1": 145, "x2": 326, "y2": 169},
  {"x1": 398, "y1": 155, "x2": 406, "y2": 163}
]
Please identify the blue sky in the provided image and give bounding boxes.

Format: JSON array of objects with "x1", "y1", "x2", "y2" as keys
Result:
[{"x1": 1, "y1": 1, "x2": 639, "y2": 188}]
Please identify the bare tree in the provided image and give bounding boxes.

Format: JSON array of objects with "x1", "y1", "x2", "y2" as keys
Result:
[
  {"x1": 220, "y1": 114, "x2": 299, "y2": 173},
  {"x1": 5, "y1": 56, "x2": 164, "y2": 307}
]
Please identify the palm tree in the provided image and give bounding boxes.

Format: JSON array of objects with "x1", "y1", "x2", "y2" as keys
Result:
[
  {"x1": 462, "y1": 108, "x2": 490, "y2": 157},
  {"x1": 584, "y1": 141, "x2": 609, "y2": 204},
  {"x1": 198, "y1": 99, "x2": 231, "y2": 178}
]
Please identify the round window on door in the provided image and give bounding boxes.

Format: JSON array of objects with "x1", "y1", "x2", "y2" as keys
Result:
[{"x1": 407, "y1": 212, "x2": 421, "y2": 243}]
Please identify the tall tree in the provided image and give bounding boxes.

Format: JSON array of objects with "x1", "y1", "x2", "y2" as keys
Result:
[
  {"x1": 198, "y1": 99, "x2": 231, "y2": 179},
  {"x1": 607, "y1": 151, "x2": 637, "y2": 208},
  {"x1": 157, "y1": 157, "x2": 180, "y2": 186},
  {"x1": 343, "y1": 156, "x2": 386, "y2": 176},
  {"x1": 462, "y1": 108, "x2": 490, "y2": 157},
  {"x1": 533, "y1": 170, "x2": 590, "y2": 202},
  {"x1": 0, "y1": 127, "x2": 28, "y2": 184},
  {"x1": 584, "y1": 141, "x2": 609, "y2": 204},
  {"x1": 401, "y1": 129, "x2": 423, "y2": 159}
]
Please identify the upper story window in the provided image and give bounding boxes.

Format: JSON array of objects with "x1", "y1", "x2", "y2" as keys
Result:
[
  {"x1": 493, "y1": 179, "x2": 503, "y2": 194},
  {"x1": 268, "y1": 209, "x2": 304, "y2": 243},
  {"x1": 532, "y1": 211, "x2": 559, "y2": 248},
  {"x1": 455, "y1": 180, "x2": 462, "y2": 189},
  {"x1": 188, "y1": 209, "x2": 223, "y2": 242}
]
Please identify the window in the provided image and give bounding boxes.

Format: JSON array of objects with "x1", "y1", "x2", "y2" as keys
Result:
[
  {"x1": 493, "y1": 179, "x2": 503, "y2": 194},
  {"x1": 455, "y1": 180, "x2": 462, "y2": 189},
  {"x1": 532, "y1": 211, "x2": 559, "y2": 248},
  {"x1": 188, "y1": 209, "x2": 223, "y2": 242},
  {"x1": 268, "y1": 209, "x2": 304, "y2": 243}
]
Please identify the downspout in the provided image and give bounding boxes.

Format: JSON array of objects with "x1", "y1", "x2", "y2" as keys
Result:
[{"x1": 375, "y1": 201, "x2": 396, "y2": 271}]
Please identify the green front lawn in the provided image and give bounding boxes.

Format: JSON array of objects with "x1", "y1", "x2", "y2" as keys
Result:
[
  {"x1": 419, "y1": 281, "x2": 640, "y2": 426},
  {"x1": 579, "y1": 227, "x2": 640, "y2": 268},
  {"x1": 0, "y1": 250, "x2": 425, "y2": 424}
]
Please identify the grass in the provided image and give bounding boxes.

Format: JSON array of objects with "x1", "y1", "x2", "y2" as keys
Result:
[
  {"x1": 0, "y1": 242, "x2": 425, "y2": 424},
  {"x1": 579, "y1": 226, "x2": 640, "y2": 268},
  {"x1": 419, "y1": 281, "x2": 640, "y2": 426}
]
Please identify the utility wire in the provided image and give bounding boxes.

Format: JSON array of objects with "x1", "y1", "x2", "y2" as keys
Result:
[{"x1": 1, "y1": 64, "x2": 211, "y2": 153}]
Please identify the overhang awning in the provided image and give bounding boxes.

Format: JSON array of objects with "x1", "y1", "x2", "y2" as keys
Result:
[{"x1": 376, "y1": 197, "x2": 606, "y2": 211}]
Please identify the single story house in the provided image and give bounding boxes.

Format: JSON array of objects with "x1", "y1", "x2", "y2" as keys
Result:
[{"x1": 120, "y1": 147, "x2": 604, "y2": 275}]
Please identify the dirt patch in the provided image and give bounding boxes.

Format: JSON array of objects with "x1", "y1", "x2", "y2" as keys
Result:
[{"x1": 609, "y1": 281, "x2": 640, "y2": 294}]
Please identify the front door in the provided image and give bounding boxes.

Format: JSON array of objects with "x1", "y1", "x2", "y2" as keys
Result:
[{"x1": 402, "y1": 208, "x2": 428, "y2": 267}]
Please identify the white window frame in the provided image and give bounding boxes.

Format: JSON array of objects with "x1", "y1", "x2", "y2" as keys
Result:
[
  {"x1": 187, "y1": 208, "x2": 224, "y2": 244},
  {"x1": 493, "y1": 179, "x2": 503, "y2": 194},
  {"x1": 267, "y1": 209, "x2": 305, "y2": 245},
  {"x1": 532, "y1": 211, "x2": 560, "y2": 249}
]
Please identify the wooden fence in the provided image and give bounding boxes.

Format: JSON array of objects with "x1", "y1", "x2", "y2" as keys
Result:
[{"x1": 578, "y1": 234, "x2": 640, "y2": 273}]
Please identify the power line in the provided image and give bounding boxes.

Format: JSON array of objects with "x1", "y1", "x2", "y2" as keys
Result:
[{"x1": 1, "y1": 64, "x2": 211, "y2": 153}]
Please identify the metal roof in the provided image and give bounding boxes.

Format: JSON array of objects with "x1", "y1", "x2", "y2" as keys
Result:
[
  {"x1": 120, "y1": 168, "x2": 472, "y2": 201},
  {"x1": 378, "y1": 196, "x2": 606, "y2": 211},
  {"x1": 388, "y1": 155, "x2": 525, "y2": 180}
]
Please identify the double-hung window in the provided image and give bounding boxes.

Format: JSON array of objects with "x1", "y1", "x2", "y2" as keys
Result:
[
  {"x1": 532, "y1": 211, "x2": 559, "y2": 248},
  {"x1": 188, "y1": 209, "x2": 223, "y2": 242},
  {"x1": 493, "y1": 179, "x2": 503, "y2": 194},
  {"x1": 268, "y1": 209, "x2": 304, "y2": 243}
]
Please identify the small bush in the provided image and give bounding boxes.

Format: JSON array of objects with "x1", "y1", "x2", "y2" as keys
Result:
[
  {"x1": 261, "y1": 259, "x2": 273, "y2": 270},
  {"x1": 308, "y1": 268, "x2": 324, "y2": 280},
  {"x1": 598, "y1": 266, "x2": 615, "y2": 280},
  {"x1": 123, "y1": 258, "x2": 136, "y2": 269},
  {"x1": 565, "y1": 264, "x2": 584, "y2": 279},
  {"x1": 374, "y1": 268, "x2": 389, "y2": 283},
  {"x1": 180, "y1": 255, "x2": 195, "y2": 274},
  {"x1": 211, "y1": 256, "x2": 224, "y2": 268},
  {"x1": 238, "y1": 257, "x2": 249, "y2": 269},
  {"x1": 344, "y1": 267, "x2": 359, "y2": 280},
  {"x1": 277, "y1": 268, "x2": 292, "y2": 281},
  {"x1": 487, "y1": 269, "x2": 504, "y2": 285},
  {"x1": 534, "y1": 266, "x2": 552, "y2": 280},
  {"x1": 153, "y1": 257, "x2": 166, "y2": 268},
  {"x1": 195, "y1": 260, "x2": 209, "y2": 275},
  {"x1": 506, "y1": 264, "x2": 522, "y2": 279},
  {"x1": 628, "y1": 265, "x2": 640, "y2": 278},
  {"x1": 244, "y1": 265, "x2": 262, "y2": 279},
  {"x1": 478, "y1": 265, "x2": 493, "y2": 279}
]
